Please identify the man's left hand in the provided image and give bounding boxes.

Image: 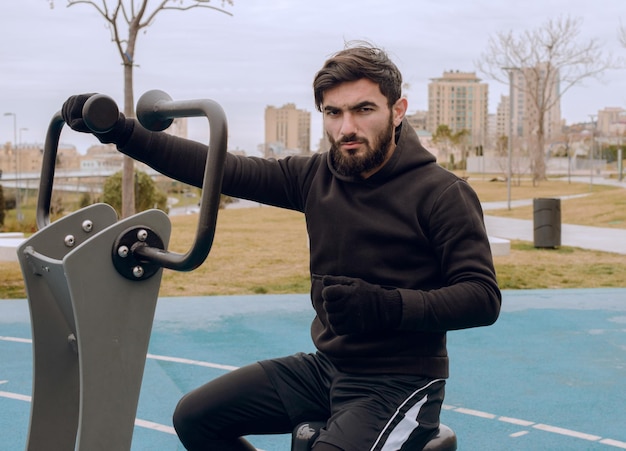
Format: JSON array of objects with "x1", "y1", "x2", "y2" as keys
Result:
[{"x1": 321, "y1": 276, "x2": 402, "y2": 335}]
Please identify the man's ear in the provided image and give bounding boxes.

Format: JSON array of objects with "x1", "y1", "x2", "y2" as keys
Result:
[{"x1": 392, "y1": 97, "x2": 408, "y2": 127}]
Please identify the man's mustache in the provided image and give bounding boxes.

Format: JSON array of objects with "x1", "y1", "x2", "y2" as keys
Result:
[{"x1": 338, "y1": 134, "x2": 366, "y2": 144}]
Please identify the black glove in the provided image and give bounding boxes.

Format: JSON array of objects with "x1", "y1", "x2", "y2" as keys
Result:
[
  {"x1": 321, "y1": 275, "x2": 402, "y2": 335},
  {"x1": 61, "y1": 93, "x2": 133, "y2": 146}
]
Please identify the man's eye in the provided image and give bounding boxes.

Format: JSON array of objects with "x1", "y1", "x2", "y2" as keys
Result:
[
  {"x1": 325, "y1": 110, "x2": 339, "y2": 117},
  {"x1": 359, "y1": 107, "x2": 374, "y2": 113}
]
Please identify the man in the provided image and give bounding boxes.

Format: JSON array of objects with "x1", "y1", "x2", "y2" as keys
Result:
[{"x1": 62, "y1": 43, "x2": 501, "y2": 451}]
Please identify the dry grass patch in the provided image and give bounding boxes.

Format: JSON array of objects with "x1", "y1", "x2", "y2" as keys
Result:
[
  {"x1": 466, "y1": 177, "x2": 626, "y2": 229},
  {"x1": 486, "y1": 188, "x2": 626, "y2": 228},
  {"x1": 159, "y1": 206, "x2": 310, "y2": 296},
  {"x1": 2, "y1": 183, "x2": 626, "y2": 299},
  {"x1": 465, "y1": 177, "x2": 605, "y2": 202},
  {"x1": 0, "y1": 262, "x2": 26, "y2": 298},
  {"x1": 495, "y1": 241, "x2": 626, "y2": 289}
]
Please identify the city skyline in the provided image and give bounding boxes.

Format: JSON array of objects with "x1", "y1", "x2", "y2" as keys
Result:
[{"x1": 1, "y1": 0, "x2": 625, "y2": 156}]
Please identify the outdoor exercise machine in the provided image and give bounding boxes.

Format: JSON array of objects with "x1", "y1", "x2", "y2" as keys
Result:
[
  {"x1": 17, "y1": 90, "x2": 227, "y2": 450},
  {"x1": 17, "y1": 91, "x2": 456, "y2": 450}
]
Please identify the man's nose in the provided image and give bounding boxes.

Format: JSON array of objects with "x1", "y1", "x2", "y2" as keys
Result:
[{"x1": 339, "y1": 113, "x2": 358, "y2": 137}]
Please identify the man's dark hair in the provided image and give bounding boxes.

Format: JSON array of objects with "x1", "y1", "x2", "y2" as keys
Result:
[{"x1": 313, "y1": 42, "x2": 403, "y2": 112}]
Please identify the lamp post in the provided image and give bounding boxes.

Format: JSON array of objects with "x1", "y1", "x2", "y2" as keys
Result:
[
  {"x1": 589, "y1": 114, "x2": 596, "y2": 192},
  {"x1": 20, "y1": 127, "x2": 28, "y2": 205},
  {"x1": 619, "y1": 133, "x2": 624, "y2": 182},
  {"x1": 3, "y1": 112, "x2": 21, "y2": 222},
  {"x1": 503, "y1": 67, "x2": 519, "y2": 210}
]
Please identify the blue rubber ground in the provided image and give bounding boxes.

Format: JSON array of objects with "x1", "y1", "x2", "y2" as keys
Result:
[{"x1": 1, "y1": 288, "x2": 625, "y2": 450}]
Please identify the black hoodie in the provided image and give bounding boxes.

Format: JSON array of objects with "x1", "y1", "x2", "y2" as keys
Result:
[{"x1": 121, "y1": 119, "x2": 501, "y2": 378}]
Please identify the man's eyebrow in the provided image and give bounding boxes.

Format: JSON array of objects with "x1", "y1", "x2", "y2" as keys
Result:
[
  {"x1": 350, "y1": 101, "x2": 378, "y2": 110},
  {"x1": 323, "y1": 101, "x2": 378, "y2": 112}
]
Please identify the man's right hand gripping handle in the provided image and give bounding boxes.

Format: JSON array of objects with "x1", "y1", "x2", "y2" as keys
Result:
[{"x1": 62, "y1": 94, "x2": 135, "y2": 146}]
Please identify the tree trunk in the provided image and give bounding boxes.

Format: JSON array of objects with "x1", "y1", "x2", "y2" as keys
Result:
[
  {"x1": 534, "y1": 134, "x2": 547, "y2": 183},
  {"x1": 533, "y1": 110, "x2": 547, "y2": 184},
  {"x1": 121, "y1": 52, "x2": 135, "y2": 218}
]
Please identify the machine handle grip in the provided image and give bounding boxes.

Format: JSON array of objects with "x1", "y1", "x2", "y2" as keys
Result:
[{"x1": 82, "y1": 95, "x2": 120, "y2": 133}]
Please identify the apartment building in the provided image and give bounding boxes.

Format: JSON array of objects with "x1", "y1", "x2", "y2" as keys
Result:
[
  {"x1": 0, "y1": 141, "x2": 81, "y2": 176},
  {"x1": 0, "y1": 118, "x2": 189, "y2": 180},
  {"x1": 495, "y1": 94, "x2": 510, "y2": 139},
  {"x1": 264, "y1": 103, "x2": 311, "y2": 158},
  {"x1": 427, "y1": 71, "x2": 489, "y2": 151},
  {"x1": 597, "y1": 107, "x2": 626, "y2": 136},
  {"x1": 498, "y1": 64, "x2": 562, "y2": 143},
  {"x1": 406, "y1": 110, "x2": 428, "y2": 131}
]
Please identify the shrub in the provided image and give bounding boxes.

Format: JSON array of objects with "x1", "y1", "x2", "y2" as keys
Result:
[{"x1": 102, "y1": 170, "x2": 168, "y2": 217}]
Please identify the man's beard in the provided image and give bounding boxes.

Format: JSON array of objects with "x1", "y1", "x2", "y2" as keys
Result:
[{"x1": 328, "y1": 115, "x2": 395, "y2": 178}]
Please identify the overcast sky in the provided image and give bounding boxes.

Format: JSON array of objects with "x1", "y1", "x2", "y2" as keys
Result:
[{"x1": 1, "y1": 0, "x2": 625, "y2": 157}]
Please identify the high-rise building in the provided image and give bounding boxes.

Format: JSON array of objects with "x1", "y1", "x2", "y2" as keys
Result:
[
  {"x1": 500, "y1": 64, "x2": 562, "y2": 142},
  {"x1": 264, "y1": 103, "x2": 311, "y2": 158},
  {"x1": 427, "y1": 71, "x2": 489, "y2": 150},
  {"x1": 495, "y1": 94, "x2": 510, "y2": 139}
]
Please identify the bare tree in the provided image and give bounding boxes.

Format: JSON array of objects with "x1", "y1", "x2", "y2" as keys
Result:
[
  {"x1": 476, "y1": 15, "x2": 620, "y2": 183},
  {"x1": 49, "y1": 0, "x2": 233, "y2": 217}
]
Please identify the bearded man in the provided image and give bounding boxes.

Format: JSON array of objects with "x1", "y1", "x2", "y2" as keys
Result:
[{"x1": 62, "y1": 42, "x2": 501, "y2": 451}]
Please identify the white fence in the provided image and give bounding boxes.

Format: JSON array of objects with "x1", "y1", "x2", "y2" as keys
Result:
[{"x1": 466, "y1": 156, "x2": 607, "y2": 175}]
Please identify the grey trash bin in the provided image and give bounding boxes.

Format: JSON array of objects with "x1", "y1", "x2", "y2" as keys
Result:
[{"x1": 533, "y1": 198, "x2": 561, "y2": 248}]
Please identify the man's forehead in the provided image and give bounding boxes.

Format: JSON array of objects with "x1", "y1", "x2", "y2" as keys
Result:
[{"x1": 322, "y1": 79, "x2": 385, "y2": 108}]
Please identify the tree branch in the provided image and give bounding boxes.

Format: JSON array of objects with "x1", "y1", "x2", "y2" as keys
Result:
[
  {"x1": 67, "y1": 0, "x2": 107, "y2": 18},
  {"x1": 619, "y1": 21, "x2": 626, "y2": 48},
  {"x1": 160, "y1": 3, "x2": 233, "y2": 15},
  {"x1": 474, "y1": 14, "x2": 624, "y2": 181}
]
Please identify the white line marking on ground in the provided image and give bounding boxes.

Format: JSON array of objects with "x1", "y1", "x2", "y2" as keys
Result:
[
  {"x1": 134, "y1": 418, "x2": 176, "y2": 435},
  {"x1": 444, "y1": 404, "x2": 625, "y2": 447},
  {"x1": 510, "y1": 431, "x2": 529, "y2": 438},
  {"x1": 0, "y1": 380, "x2": 7, "y2": 385},
  {"x1": 0, "y1": 394, "x2": 276, "y2": 450},
  {"x1": 0, "y1": 391, "x2": 31, "y2": 402},
  {"x1": 0, "y1": 336, "x2": 31, "y2": 343},
  {"x1": 498, "y1": 416, "x2": 535, "y2": 427},
  {"x1": 533, "y1": 423, "x2": 602, "y2": 441},
  {"x1": 599, "y1": 438, "x2": 626, "y2": 449},
  {"x1": 453, "y1": 407, "x2": 496, "y2": 419},
  {"x1": 147, "y1": 353, "x2": 239, "y2": 371},
  {"x1": 134, "y1": 418, "x2": 269, "y2": 451},
  {"x1": 0, "y1": 337, "x2": 241, "y2": 372}
]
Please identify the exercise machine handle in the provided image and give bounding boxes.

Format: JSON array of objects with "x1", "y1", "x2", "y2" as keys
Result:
[
  {"x1": 132, "y1": 89, "x2": 228, "y2": 272},
  {"x1": 38, "y1": 91, "x2": 228, "y2": 272},
  {"x1": 37, "y1": 95, "x2": 123, "y2": 229},
  {"x1": 37, "y1": 112, "x2": 64, "y2": 230}
]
